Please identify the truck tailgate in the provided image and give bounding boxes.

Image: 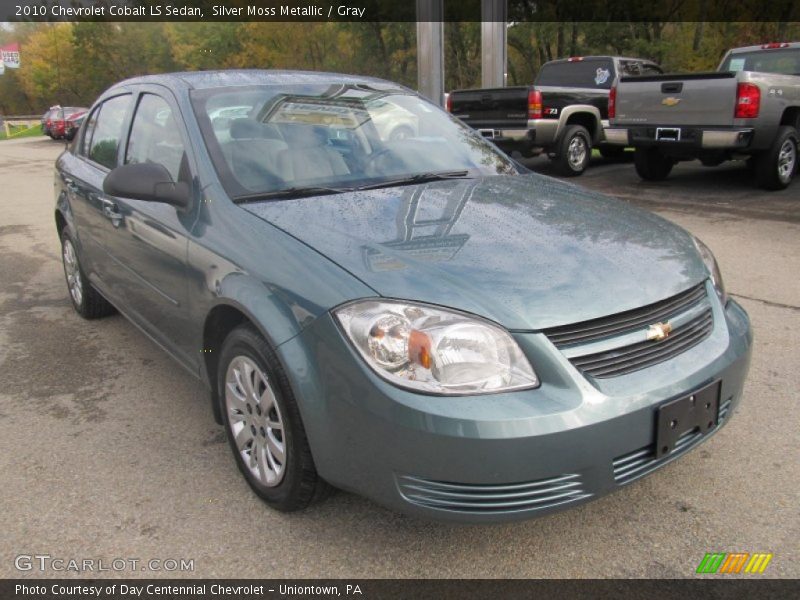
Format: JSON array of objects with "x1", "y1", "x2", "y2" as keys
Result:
[
  {"x1": 614, "y1": 72, "x2": 738, "y2": 127},
  {"x1": 449, "y1": 86, "x2": 529, "y2": 129}
]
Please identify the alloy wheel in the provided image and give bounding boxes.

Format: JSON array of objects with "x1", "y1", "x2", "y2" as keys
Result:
[
  {"x1": 777, "y1": 139, "x2": 796, "y2": 184},
  {"x1": 62, "y1": 238, "x2": 83, "y2": 307},
  {"x1": 225, "y1": 355, "x2": 286, "y2": 487},
  {"x1": 568, "y1": 135, "x2": 588, "y2": 170}
]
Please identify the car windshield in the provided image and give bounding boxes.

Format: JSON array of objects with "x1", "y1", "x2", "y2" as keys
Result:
[
  {"x1": 190, "y1": 83, "x2": 517, "y2": 200},
  {"x1": 720, "y1": 48, "x2": 800, "y2": 76}
]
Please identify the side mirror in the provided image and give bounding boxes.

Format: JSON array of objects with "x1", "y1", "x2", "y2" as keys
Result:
[{"x1": 103, "y1": 163, "x2": 190, "y2": 208}]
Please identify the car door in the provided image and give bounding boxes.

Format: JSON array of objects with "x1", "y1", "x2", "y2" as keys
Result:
[
  {"x1": 63, "y1": 93, "x2": 134, "y2": 294},
  {"x1": 99, "y1": 88, "x2": 199, "y2": 371}
]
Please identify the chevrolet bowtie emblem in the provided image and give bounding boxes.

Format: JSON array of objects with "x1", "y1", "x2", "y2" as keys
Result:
[
  {"x1": 662, "y1": 97, "x2": 681, "y2": 107},
  {"x1": 647, "y1": 322, "x2": 673, "y2": 341}
]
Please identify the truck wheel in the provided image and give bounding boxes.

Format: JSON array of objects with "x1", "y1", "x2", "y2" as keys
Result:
[
  {"x1": 634, "y1": 148, "x2": 674, "y2": 181},
  {"x1": 755, "y1": 126, "x2": 798, "y2": 191},
  {"x1": 554, "y1": 125, "x2": 591, "y2": 176}
]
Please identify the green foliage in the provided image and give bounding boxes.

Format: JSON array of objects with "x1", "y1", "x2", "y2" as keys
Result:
[{"x1": 0, "y1": 21, "x2": 799, "y2": 115}]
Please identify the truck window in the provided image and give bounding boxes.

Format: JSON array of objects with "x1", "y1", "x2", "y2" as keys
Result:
[
  {"x1": 535, "y1": 59, "x2": 616, "y2": 89},
  {"x1": 619, "y1": 61, "x2": 663, "y2": 77},
  {"x1": 720, "y1": 48, "x2": 800, "y2": 76}
]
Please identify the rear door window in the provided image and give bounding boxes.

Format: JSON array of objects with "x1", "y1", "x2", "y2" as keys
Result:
[{"x1": 87, "y1": 95, "x2": 132, "y2": 170}]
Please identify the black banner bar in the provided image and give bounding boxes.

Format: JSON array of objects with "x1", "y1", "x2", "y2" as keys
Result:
[
  {"x1": 3, "y1": 0, "x2": 800, "y2": 23},
  {"x1": 2, "y1": 579, "x2": 799, "y2": 600}
]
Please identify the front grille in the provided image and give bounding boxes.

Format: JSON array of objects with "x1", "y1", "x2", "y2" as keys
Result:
[
  {"x1": 545, "y1": 283, "x2": 707, "y2": 348},
  {"x1": 396, "y1": 473, "x2": 590, "y2": 514},
  {"x1": 613, "y1": 396, "x2": 732, "y2": 485},
  {"x1": 570, "y1": 307, "x2": 713, "y2": 378}
]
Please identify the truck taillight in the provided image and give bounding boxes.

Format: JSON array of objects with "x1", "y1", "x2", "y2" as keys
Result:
[
  {"x1": 528, "y1": 89, "x2": 542, "y2": 119},
  {"x1": 608, "y1": 85, "x2": 617, "y2": 119},
  {"x1": 735, "y1": 82, "x2": 760, "y2": 119},
  {"x1": 445, "y1": 93, "x2": 452, "y2": 113}
]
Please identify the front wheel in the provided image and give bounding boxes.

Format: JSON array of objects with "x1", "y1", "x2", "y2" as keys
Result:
[
  {"x1": 634, "y1": 147, "x2": 674, "y2": 181},
  {"x1": 553, "y1": 125, "x2": 592, "y2": 176},
  {"x1": 755, "y1": 126, "x2": 798, "y2": 191},
  {"x1": 218, "y1": 324, "x2": 332, "y2": 511}
]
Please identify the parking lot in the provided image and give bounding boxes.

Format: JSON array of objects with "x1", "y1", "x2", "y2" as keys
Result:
[{"x1": 0, "y1": 136, "x2": 797, "y2": 578}]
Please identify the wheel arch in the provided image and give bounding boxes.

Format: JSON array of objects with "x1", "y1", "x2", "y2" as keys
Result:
[
  {"x1": 778, "y1": 106, "x2": 800, "y2": 131},
  {"x1": 200, "y1": 283, "x2": 316, "y2": 424},
  {"x1": 558, "y1": 106, "x2": 602, "y2": 144}
]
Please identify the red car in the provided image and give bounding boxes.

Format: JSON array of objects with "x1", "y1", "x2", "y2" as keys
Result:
[{"x1": 46, "y1": 106, "x2": 88, "y2": 140}]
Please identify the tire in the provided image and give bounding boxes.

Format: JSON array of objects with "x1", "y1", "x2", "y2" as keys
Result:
[
  {"x1": 634, "y1": 147, "x2": 674, "y2": 181},
  {"x1": 218, "y1": 324, "x2": 332, "y2": 512},
  {"x1": 553, "y1": 125, "x2": 592, "y2": 176},
  {"x1": 599, "y1": 145, "x2": 626, "y2": 160},
  {"x1": 755, "y1": 126, "x2": 798, "y2": 191},
  {"x1": 60, "y1": 230, "x2": 116, "y2": 319}
]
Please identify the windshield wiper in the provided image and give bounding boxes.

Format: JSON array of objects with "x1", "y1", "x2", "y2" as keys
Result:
[
  {"x1": 233, "y1": 186, "x2": 351, "y2": 204},
  {"x1": 354, "y1": 170, "x2": 472, "y2": 191}
]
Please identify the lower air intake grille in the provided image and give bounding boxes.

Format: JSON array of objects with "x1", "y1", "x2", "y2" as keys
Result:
[
  {"x1": 396, "y1": 473, "x2": 590, "y2": 514},
  {"x1": 612, "y1": 430, "x2": 703, "y2": 485}
]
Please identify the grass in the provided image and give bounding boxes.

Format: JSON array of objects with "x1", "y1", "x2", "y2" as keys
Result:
[{"x1": 0, "y1": 124, "x2": 45, "y2": 141}]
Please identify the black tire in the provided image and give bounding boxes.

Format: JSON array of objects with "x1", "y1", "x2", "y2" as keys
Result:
[
  {"x1": 755, "y1": 126, "x2": 798, "y2": 191},
  {"x1": 60, "y1": 230, "x2": 116, "y2": 319},
  {"x1": 634, "y1": 147, "x2": 674, "y2": 181},
  {"x1": 598, "y1": 145, "x2": 626, "y2": 160},
  {"x1": 218, "y1": 324, "x2": 332, "y2": 512},
  {"x1": 553, "y1": 124, "x2": 592, "y2": 176}
]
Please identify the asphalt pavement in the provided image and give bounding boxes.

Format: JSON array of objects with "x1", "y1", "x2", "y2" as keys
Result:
[{"x1": 0, "y1": 137, "x2": 797, "y2": 578}]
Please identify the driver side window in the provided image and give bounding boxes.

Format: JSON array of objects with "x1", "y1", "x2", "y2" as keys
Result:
[{"x1": 125, "y1": 94, "x2": 187, "y2": 183}]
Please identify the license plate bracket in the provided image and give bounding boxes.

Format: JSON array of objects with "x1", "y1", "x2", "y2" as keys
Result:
[
  {"x1": 656, "y1": 127, "x2": 681, "y2": 142},
  {"x1": 655, "y1": 381, "x2": 720, "y2": 459}
]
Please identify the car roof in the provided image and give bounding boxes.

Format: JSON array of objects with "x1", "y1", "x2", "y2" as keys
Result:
[{"x1": 108, "y1": 69, "x2": 395, "y2": 93}]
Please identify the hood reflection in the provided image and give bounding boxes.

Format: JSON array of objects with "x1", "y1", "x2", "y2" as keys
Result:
[{"x1": 362, "y1": 181, "x2": 475, "y2": 272}]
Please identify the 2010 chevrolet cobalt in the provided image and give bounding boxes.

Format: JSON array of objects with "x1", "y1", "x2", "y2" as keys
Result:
[{"x1": 55, "y1": 71, "x2": 752, "y2": 522}]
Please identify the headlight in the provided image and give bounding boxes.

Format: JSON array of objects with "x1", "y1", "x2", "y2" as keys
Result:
[
  {"x1": 334, "y1": 300, "x2": 539, "y2": 395},
  {"x1": 693, "y1": 237, "x2": 727, "y2": 304}
]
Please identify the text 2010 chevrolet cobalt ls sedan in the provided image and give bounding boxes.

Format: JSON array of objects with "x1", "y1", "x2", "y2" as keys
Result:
[{"x1": 55, "y1": 71, "x2": 752, "y2": 522}]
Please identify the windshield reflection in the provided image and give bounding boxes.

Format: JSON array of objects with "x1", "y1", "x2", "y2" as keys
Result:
[{"x1": 191, "y1": 83, "x2": 516, "y2": 199}]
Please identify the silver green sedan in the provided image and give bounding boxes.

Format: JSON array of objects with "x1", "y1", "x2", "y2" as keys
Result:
[{"x1": 54, "y1": 71, "x2": 752, "y2": 522}]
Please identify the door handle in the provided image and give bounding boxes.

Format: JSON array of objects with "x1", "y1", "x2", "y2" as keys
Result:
[
  {"x1": 102, "y1": 199, "x2": 123, "y2": 223},
  {"x1": 62, "y1": 175, "x2": 78, "y2": 192}
]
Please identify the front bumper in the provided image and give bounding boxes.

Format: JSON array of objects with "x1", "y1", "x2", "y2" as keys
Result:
[
  {"x1": 279, "y1": 298, "x2": 752, "y2": 523},
  {"x1": 605, "y1": 126, "x2": 754, "y2": 151}
]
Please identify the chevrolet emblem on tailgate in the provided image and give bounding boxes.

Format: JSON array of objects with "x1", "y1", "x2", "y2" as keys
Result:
[
  {"x1": 647, "y1": 322, "x2": 673, "y2": 341},
  {"x1": 662, "y1": 97, "x2": 681, "y2": 107}
]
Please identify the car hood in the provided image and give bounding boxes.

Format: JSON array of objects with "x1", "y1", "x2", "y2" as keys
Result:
[{"x1": 244, "y1": 175, "x2": 707, "y2": 330}]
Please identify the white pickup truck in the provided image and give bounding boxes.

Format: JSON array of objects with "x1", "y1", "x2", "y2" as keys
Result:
[{"x1": 606, "y1": 42, "x2": 800, "y2": 190}]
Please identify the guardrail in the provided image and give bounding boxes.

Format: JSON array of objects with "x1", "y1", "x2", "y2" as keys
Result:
[{"x1": 2, "y1": 118, "x2": 41, "y2": 138}]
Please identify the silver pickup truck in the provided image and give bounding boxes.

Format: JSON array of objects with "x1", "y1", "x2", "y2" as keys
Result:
[{"x1": 607, "y1": 42, "x2": 800, "y2": 190}]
